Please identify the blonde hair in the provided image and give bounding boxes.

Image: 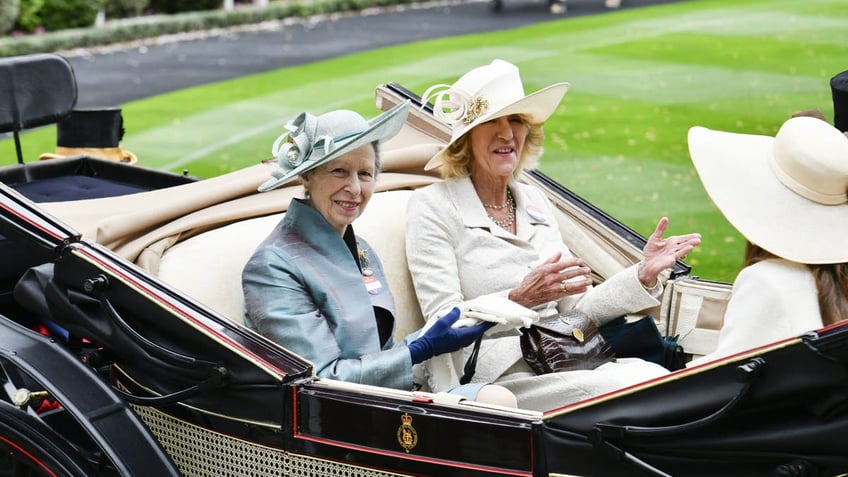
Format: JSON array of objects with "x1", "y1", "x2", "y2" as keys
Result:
[
  {"x1": 743, "y1": 242, "x2": 848, "y2": 326},
  {"x1": 438, "y1": 116, "x2": 545, "y2": 179}
]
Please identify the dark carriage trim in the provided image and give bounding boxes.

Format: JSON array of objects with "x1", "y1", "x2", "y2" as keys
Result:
[
  {"x1": 536, "y1": 321, "x2": 848, "y2": 476},
  {"x1": 292, "y1": 385, "x2": 535, "y2": 476},
  {"x1": 543, "y1": 335, "x2": 804, "y2": 420},
  {"x1": 115, "y1": 365, "x2": 291, "y2": 431},
  {"x1": 382, "y1": 81, "x2": 434, "y2": 114},
  {"x1": 0, "y1": 181, "x2": 83, "y2": 290},
  {"x1": 69, "y1": 243, "x2": 307, "y2": 378},
  {"x1": 0, "y1": 183, "x2": 79, "y2": 248}
]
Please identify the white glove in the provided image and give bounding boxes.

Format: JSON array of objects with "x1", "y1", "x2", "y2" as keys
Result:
[{"x1": 451, "y1": 295, "x2": 538, "y2": 333}]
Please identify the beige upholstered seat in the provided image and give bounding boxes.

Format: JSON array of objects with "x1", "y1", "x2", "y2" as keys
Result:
[{"x1": 156, "y1": 190, "x2": 425, "y2": 342}]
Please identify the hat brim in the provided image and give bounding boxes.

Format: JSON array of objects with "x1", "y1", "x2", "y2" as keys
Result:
[
  {"x1": 259, "y1": 100, "x2": 410, "y2": 192},
  {"x1": 688, "y1": 125, "x2": 848, "y2": 264},
  {"x1": 425, "y1": 83, "x2": 569, "y2": 171},
  {"x1": 39, "y1": 147, "x2": 138, "y2": 164}
]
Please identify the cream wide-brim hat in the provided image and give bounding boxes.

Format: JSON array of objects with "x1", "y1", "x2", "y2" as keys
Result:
[
  {"x1": 421, "y1": 59, "x2": 569, "y2": 170},
  {"x1": 688, "y1": 116, "x2": 848, "y2": 264}
]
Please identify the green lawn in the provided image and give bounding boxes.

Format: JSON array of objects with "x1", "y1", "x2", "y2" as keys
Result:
[{"x1": 3, "y1": 0, "x2": 846, "y2": 283}]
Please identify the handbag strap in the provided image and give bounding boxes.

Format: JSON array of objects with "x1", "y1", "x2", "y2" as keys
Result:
[{"x1": 459, "y1": 335, "x2": 484, "y2": 385}]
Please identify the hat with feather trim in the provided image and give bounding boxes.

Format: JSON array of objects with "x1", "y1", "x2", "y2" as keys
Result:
[
  {"x1": 258, "y1": 100, "x2": 410, "y2": 192},
  {"x1": 420, "y1": 59, "x2": 568, "y2": 170}
]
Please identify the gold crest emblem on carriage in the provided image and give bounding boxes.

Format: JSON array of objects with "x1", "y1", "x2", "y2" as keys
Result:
[{"x1": 396, "y1": 412, "x2": 418, "y2": 453}]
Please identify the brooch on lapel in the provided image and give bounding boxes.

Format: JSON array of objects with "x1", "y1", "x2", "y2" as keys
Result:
[{"x1": 526, "y1": 204, "x2": 547, "y2": 223}]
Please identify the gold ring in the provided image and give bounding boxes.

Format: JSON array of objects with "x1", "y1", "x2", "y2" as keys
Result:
[{"x1": 560, "y1": 280, "x2": 568, "y2": 293}]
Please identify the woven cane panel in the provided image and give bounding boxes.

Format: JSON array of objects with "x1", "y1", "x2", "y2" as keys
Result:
[{"x1": 132, "y1": 405, "x2": 410, "y2": 477}]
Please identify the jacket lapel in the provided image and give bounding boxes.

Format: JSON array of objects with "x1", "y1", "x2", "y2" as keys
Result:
[
  {"x1": 447, "y1": 177, "x2": 515, "y2": 241},
  {"x1": 511, "y1": 181, "x2": 552, "y2": 243}
]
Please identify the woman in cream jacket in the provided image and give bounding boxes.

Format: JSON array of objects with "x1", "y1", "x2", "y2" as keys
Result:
[{"x1": 405, "y1": 60, "x2": 701, "y2": 411}]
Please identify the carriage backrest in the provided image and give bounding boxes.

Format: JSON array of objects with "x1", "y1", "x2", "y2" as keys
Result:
[
  {"x1": 156, "y1": 189, "x2": 425, "y2": 343},
  {"x1": 0, "y1": 53, "x2": 77, "y2": 166},
  {"x1": 0, "y1": 53, "x2": 77, "y2": 134}
]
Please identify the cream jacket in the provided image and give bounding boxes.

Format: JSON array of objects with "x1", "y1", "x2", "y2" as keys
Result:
[
  {"x1": 406, "y1": 177, "x2": 662, "y2": 392},
  {"x1": 688, "y1": 258, "x2": 823, "y2": 366}
]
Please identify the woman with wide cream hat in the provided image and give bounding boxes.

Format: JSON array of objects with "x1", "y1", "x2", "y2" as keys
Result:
[
  {"x1": 687, "y1": 115, "x2": 848, "y2": 366},
  {"x1": 405, "y1": 59, "x2": 701, "y2": 410}
]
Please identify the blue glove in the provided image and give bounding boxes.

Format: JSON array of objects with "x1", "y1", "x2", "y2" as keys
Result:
[{"x1": 408, "y1": 307, "x2": 493, "y2": 365}]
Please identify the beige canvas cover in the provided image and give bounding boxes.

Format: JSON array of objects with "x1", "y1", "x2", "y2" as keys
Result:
[{"x1": 40, "y1": 139, "x2": 441, "y2": 275}]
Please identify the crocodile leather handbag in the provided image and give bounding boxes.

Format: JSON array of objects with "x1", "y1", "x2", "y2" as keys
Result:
[{"x1": 520, "y1": 310, "x2": 616, "y2": 375}]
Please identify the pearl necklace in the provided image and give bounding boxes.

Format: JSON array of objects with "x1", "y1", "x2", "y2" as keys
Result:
[
  {"x1": 482, "y1": 190, "x2": 511, "y2": 209},
  {"x1": 485, "y1": 188, "x2": 515, "y2": 230}
]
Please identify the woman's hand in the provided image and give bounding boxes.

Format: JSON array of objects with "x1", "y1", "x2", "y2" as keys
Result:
[
  {"x1": 639, "y1": 217, "x2": 701, "y2": 288},
  {"x1": 508, "y1": 252, "x2": 592, "y2": 309},
  {"x1": 408, "y1": 307, "x2": 492, "y2": 364}
]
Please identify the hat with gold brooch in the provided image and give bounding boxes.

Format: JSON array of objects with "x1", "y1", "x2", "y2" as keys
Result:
[{"x1": 420, "y1": 59, "x2": 569, "y2": 170}]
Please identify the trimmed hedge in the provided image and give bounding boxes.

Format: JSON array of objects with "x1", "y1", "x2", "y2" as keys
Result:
[
  {"x1": 39, "y1": 0, "x2": 105, "y2": 31},
  {"x1": 0, "y1": 0, "x2": 19, "y2": 35},
  {"x1": 106, "y1": 0, "x2": 150, "y2": 19},
  {"x1": 0, "y1": 0, "x2": 416, "y2": 56}
]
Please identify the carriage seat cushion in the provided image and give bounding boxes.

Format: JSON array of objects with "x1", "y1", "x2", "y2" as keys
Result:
[{"x1": 156, "y1": 190, "x2": 425, "y2": 342}]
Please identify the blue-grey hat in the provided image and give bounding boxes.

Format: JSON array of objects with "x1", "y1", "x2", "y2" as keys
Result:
[{"x1": 258, "y1": 100, "x2": 410, "y2": 192}]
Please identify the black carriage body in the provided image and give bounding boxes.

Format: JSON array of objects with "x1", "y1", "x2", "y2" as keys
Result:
[
  {"x1": 51, "y1": 243, "x2": 539, "y2": 476},
  {"x1": 537, "y1": 327, "x2": 848, "y2": 476},
  {"x1": 5, "y1": 164, "x2": 848, "y2": 477}
]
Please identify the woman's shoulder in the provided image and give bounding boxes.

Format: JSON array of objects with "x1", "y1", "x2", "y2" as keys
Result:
[
  {"x1": 245, "y1": 230, "x2": 295, "y2": 264},
  {"x1": 511, "y1": 181, "x2": 555, "y2": 216},
  {"x1": 409, "y1": 179, "x2": 454, "y2": 209},
  {"x1": 411, "y1": 179, "x2": 450, "y2": 197},
  {"x1": 513, "y1": 181, "x2": 548, "y2": 201},
  {"x1": 736, "y1": 258, "x2": 814, "y2": 291},
  {"x1": 406, "y1": 179, "x2": 466, "y2": 229},
  {"x1": 741, "y1": 258, "x2": 811, "y2": 277}
]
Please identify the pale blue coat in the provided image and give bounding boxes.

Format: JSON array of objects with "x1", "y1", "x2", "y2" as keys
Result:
[{"x1": 242, "y1": 198, "x2": 414, "y2": 390}]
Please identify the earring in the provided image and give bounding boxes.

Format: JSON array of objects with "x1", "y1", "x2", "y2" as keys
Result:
[{"x1": 303, "y1": 188, "x2": 310, "y2": 199}]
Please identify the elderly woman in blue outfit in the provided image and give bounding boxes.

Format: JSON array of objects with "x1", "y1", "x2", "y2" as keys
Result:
[
  {"x1": 405, "y1": 60, "x2": 702, "y2": 411},
  {"x1": 241, "y1": 101, "x2": 516, "y2": 406}
]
